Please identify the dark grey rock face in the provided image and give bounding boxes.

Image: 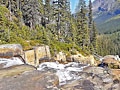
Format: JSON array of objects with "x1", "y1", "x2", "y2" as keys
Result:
[
  {"x1": 93, "y1": 0, "x2": 120, "y2": 15},
  {"x1": 93, "y1": 0, "x2": 116, "y2": 13},
  {"x1": 93, "y1": 0, "x2": 120, "y2": 24}
]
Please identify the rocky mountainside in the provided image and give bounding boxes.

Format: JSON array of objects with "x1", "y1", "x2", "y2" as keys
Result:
[
  {"x1": 93, "y1": 0, "x2": 120, "y2": 15},
  {"x1": 93, "y1": 0, "x2": 120, "y2": 33}
]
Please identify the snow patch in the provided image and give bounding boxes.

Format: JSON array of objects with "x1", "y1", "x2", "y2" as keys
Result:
[{"x1": 0, "y1": 57, "x2": 24, "y2": 68}]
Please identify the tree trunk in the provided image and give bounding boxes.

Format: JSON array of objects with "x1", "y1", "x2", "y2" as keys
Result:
[
  {"x1": 8, "y1": 0, "x2": 12, "y2": 21},
  {"x1": 17, "y1": 0, "x2": 20, "y2": 10},
  {"x1": 8, "y1": 26, "x2": 10, "y2": 42}
]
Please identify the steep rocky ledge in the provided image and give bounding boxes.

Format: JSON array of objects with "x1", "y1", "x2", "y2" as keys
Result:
[{"x1": 0, "y1": 44, "x2": 120, "y2": 90}]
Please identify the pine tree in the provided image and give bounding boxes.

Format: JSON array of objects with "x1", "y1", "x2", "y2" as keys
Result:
[
  {"x1": 38, "y1": 0, "x2": 44, "y2": 15},
  {"x1": 62, "y1": 0, "x2": 72, "y2": 42},
  {"x1": 75, "y1": 11, "x2": 83, "y2": 47},
  {"x1": 22, "y1": 0, "x2": 43, "y2": 29},
  {"x1": 52, "y1": 0, "x2": 60, "y2": 39},
  {"x1": 88, "y1": 0, "x2": 93, "y2": 45},
  {"x1": 17, "y1": 0, "x2": 19, "y2": 10},
  {"x1": 81, "y1": 7, "x2": 89, "y2": 50},
  {"x1": 66, "y1": 15, "x2": 76, "y2": 43},
  {"x1": 0, "y1": 0, "x2": 7, "y2": 5},
  {"x1": 88, "y1": 0, "x2": 98, "y2": 54},
  {"x1": 76, "y1": 0, "x2": 89, "y2": 51},
  {"x1": 88, "y1": 0, "x2": 93, "y2": 30},
  {"x1": 88, "y1": 0, "x2": 94, "y2": 53},
  {"x1": 52, "y1": 0, "x2": 71, "y2": 41},
  {"x1": 91, "y1": 21, "x2": 98, "y2": 53},
  {"x1": 75, "y1": 0, "x2": 86, "y2": 12},
  {"x1": 44, "y1": 0, "x2": 51, "y2": 24}
]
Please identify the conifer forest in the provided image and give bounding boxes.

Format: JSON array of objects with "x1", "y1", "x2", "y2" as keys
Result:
[{"x1": 0, "y1": 0, "x2": 119, "y2": 56}]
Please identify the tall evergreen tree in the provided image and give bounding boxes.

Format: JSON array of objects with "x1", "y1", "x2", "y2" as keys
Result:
[
  {"x1": 88, "y1": 0, "x2": 93, "y2": 29},
  {"x1": 22, "y1": 0, "x2": 43, "y2": 29},
  {"x1": 44, "y1": 0, "x2": 51, "y2": 24},
  {"x1": 62, "y1": 0, "x2": 71, "y2": 41},
  {"x1": 88, "y1": 0, "x2": 98, "y2": 54},
  {"x1": 88, "y1": 0, "x2": 93, "y2": 44},
  {"x1": 92, "y1": 21, "x2": 98, "y2": 53},
  {"x1": 88, "y1": 0, "x2": 94, "y2": 46},
  {"x1": 76, "y1": 0, "x2": 89, "y2": 50},
  {"x1": 88, "y1": 0, "x2": 93, "y2": 52},
  {"x1": 52, "y1": 0, "x2": 71, "y2": 41},
  {"x1": 52, "y1": 0, "x2": 61, "y2": 39},
  {"x1": 65, "y1": 14, "x2": 76, "y2": 43}
]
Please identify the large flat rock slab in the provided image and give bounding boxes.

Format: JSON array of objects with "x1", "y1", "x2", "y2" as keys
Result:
[
  {"x1": 0, "y1": 65, "x2": 36, "y2": 78},
  {"x1": 0, "y1": 70, "x2": 59, "y2": 90}
]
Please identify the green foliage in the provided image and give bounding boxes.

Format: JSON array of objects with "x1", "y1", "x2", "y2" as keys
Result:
[
  {"x1": 23, "y1": 46, "x2": 33, "y2": 51},
  {"x1": 97, "y1": 32, "x2": 120, "y2": 56},
  {"x1": 71, "y1": 50, "x2": 77, "y2": 55},
  {"x1": 29, "y1": 40, "x2": 38, "y2": 46},
  {"x1": 75, "y1": 0, "x2": 90, "y2": 52},
  {"x1": 0, "y1": 0, "x2": 97, "y2": 57},
  {"x1": 97, "y1": 18, "x2": 120, "y2": 34},
  {"x1": 49, "y1": 40, "x2": 89, "y2": 56},
  {"x1": 90, "y1": 21, "x2": 98, "y2": 53},
  {"x1": 52, "y1": 0, "x2": 71, "y2": 40}
]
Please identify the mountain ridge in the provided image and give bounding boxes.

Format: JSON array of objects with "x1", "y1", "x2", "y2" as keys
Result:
[
  {"x1": 93, "y1": 0, "x2": 120, "y2": 33},
  {"x1": 93, "y1": 0, "x2": 120, "y2": 17}
]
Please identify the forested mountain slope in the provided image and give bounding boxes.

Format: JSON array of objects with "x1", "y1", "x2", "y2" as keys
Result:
[
  {"x1": 93, "y1": 0, "x2": 120, "y2": 33},
  {"x1": 0, "y1": 0, "x2": 97, "y2": 56},
  {"x1": 91, "y1": 0, "x2": 120, "y2": 56},
  {"x1": 97, "y1": 31, "x2": 120, "y2": 56}
]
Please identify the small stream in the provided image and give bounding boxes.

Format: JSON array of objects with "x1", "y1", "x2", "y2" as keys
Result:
[
  {"x1": 0, "y1": 57, "x2": 24, "y2": 68},
  {"x1": 37, "y1": 62, "x2": 89, "y2": 85},
  {"x1": 0, "y1": 58, "x2": 89, "y2": 85}
]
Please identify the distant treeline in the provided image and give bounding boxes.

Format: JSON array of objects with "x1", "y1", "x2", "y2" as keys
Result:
[{"x1": 97, "y1": 31, "x2": 120, "y2": 56}]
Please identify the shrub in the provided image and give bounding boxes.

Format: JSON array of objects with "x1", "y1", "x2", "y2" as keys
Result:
[{"x1": 23, "y1": 46, "x2": 33, "y2": 51}]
